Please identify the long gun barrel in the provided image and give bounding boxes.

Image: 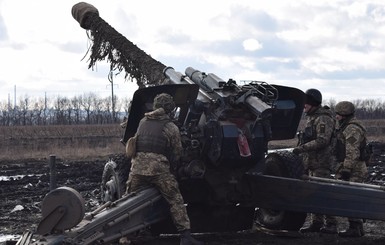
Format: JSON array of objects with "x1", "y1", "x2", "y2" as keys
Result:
[
  {"x1": 163, "y1": 66, "x2": 273, "y2": 118},
  {"x1": 184, "y1": 67, "x2": 273, "y2": 117},
  {"x1": 71, "y1": 2, "x2": 166, "y2": 87},
  {"x1": 71, "y1": 2, "x2": 276, "y2": 119},
  {"x1": 71, "y1": 2, "x2": 304, "y2": 141}
]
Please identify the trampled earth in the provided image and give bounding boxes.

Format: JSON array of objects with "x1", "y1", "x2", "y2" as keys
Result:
[{"x1": 1, "y1": 147, "x2": 385, "y2": 244}]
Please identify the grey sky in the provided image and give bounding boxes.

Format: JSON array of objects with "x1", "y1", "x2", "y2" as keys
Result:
[{"x1": 1, "y1": 0, "x2": 385, "y2": 106}]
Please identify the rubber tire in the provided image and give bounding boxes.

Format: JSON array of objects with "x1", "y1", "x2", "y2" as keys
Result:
[
  {"x1": 255, "y1": 150, "x2": 306, "y2": 231},
  {"x1": 101, "y1": 153, "x2": 131, "y2": 202},
  {"x1": 266, "y1": 150, "x2": 304, "y2": 179}
]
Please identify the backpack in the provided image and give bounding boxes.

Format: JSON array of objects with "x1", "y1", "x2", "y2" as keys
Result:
[
  {"x1": 360, "y1": 140, "x2": 373, "y2": 163},
  {"x1": 350, "y1": 122, "x2": 373, "y2": 163}
]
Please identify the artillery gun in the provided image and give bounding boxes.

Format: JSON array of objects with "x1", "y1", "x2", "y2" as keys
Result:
[{"x1": 14, "y1": 2, "x2": 385, "y2": 244}]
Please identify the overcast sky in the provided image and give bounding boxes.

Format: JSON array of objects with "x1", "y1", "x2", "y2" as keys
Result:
[{"x1": 1, "y1": 0, "x2": 385, "y2": 106}]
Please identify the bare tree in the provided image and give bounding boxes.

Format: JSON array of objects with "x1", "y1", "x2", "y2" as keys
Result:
[
  {"x1": 53, "y1": 96, "x2": 70, "y2": 124},
  {"x1": 91, "y1": 93, "x2": 103, "y2": 124},
  {"x1": 31, "y1": 97, "x2": 45, "y2": 125},
  {"x1": 81, "y1": 93, "x2": 96, "y2": 124},
  {"x1": 0, "y1": 101, "x2": 9, "y2": 126},
  {"x1": 18, "y1": 95, "x2": 31, "y2": 125},
  {"x1": 71, "y1": 95, "x2": 83, "y2": 124},
  {"x1": 121, "y1": 97, "x2": 132, "y2": 115}
]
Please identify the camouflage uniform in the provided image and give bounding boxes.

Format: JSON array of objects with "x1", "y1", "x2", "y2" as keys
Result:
[
  {"x1": 297, "y1": 106, "x2": 336, "y2": 171},
  {"x1": 335, "y1": 116, "x2": 368, "y2": 234},
  {"x1": 335, "y1": 117, "x2": 368, "y2": 181},
  {"x1": 295, "y1": 105, "x2": 337, "y2": 228},
  {"x1": 333, "y1": 100, "x2": 368, "y2": 237},
  {"x1": 126, "y1": 107, "x2": 191, "y2": 231}
]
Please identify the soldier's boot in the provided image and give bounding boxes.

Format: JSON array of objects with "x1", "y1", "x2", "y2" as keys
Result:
[
  {"x1": 299, "y1": 222, "x2": 323, "y2": 233},
  {"x1": 338, "y1": 221, "x2": 364, "y2": 237},
  {"x1": 320, "y1": 223, "x2": 338, "y2": 234},
  {"x1": 180, "y1": 230, "x2": 204, "y2": 245}
]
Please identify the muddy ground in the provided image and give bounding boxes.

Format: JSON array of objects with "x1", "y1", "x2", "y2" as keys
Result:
[{"x1": 1, "y1": 144, "x2": 385, "y2": 244}]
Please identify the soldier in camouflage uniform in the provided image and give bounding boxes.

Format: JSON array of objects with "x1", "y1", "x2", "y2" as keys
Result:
[
  {"x1": 293, "y1": 89, "x2": 338, "y2": 234},
  {"x1": 334, "y1": 101, "x2": 368, "y2": 237},
  {"x1": 126, "y1": 93, "x2": 203, "y2": 245}
]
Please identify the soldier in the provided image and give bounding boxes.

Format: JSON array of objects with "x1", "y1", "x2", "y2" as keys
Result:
[
  {"x1": 293, "y1": 88, "x2": 337, "y2": 234},
  {"x1": 125, "y1": 93, "x2": 203, "y2": 245},
  {"x1": 334, "y1": 101, "x2": 368, "y2": 237}
]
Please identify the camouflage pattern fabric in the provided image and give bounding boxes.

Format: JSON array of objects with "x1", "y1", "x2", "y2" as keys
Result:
[
  {"x1": 296, "y1": 106, "x2": 337, "y2": 227},
  {"x1": 126, "y1": 107, "x2": 189, "y2": 231},
  {"x1": 130, "y1": 108, "x2": 182, "y2": 175},
  {"x1": 126, "y1": 173, "x2": 190, "y2": 231},
  {"x1": 335, "y1": 117, "x2": 368, "y2": 182},
  {"x1": 335, "y1": 116, "x2": 368, "y2": 226},
  {"x1": 298, "y1": 106, "x2": 336, "y2": 171}
]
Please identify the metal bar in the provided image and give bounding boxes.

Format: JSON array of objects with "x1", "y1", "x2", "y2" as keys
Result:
[
  {"x1": 84, "y1": 201, "x2": 112, "y2": 220},
  {"x1": 106, "y1": 196, "x2": 163, "y2": 228},
  {"x1": 15, "y1": 231, "x2": 33, "y2": 245},
  {"x1": 106, "y1": 213, "x2": 130, "y2": 228},
  {"x1": 246, "y1": 174, "x2": 385, "y2": 220},
  {"x1": 49, "y1": 155, "x2": 56, "y2": 191},
  {"x1": 72, "y1": 188, "x2": 167, "y2": 242},
  {"x1": 303, "y1": 175, "x2": 385, "y2": 191}
]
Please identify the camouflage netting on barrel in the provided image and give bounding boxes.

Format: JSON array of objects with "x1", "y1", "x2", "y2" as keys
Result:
[{"x1": 72, "y1": 2, "x2": 167, "y2": 88}]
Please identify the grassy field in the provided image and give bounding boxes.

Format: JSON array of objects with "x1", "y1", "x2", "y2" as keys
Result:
[
  {"x1": 0, "y1": 120, "x2": 383, "y2": 161},
  {"x1": 0, "y1": 124, "x2": 125, "y2": 161}
]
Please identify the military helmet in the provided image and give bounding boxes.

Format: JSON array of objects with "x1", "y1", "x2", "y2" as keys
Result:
[
  {"x1": 153, "y1": 93, "x2": 175, "y2": 113},
  {"x1": 305, "y1": 88, "x2": 322, "y2": 106},
  {"x1": 335, "y1": 101, "x2": 355, "y2": 116}
]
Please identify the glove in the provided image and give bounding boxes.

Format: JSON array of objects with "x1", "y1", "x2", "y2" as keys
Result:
[
  {"x1": 292, "y1": 147, "x2": 303, "y2": 155},
  {"x1": 338, "y1": 168, "x2": 351, "y2": 181}
]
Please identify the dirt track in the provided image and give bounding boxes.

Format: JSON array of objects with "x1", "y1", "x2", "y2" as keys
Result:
[{"x1": 1, "y1": 146, "x2": 385, "y2": 244}]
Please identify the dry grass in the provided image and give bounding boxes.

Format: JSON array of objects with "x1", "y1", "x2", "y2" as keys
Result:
[
  {"x1": 0, "y1": 119, "x2": 383, "y2": 161},
  {"x1": 0, "y1": 124, "x2": 125, "y2": 161}
]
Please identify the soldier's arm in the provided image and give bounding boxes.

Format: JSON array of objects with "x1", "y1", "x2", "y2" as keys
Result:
[
  {"x1": 343, "y1": 125, "x2": 362, "y2": 169},
  {"x1": 164, "y1": 122, "x2": 183, "y2": 162}
]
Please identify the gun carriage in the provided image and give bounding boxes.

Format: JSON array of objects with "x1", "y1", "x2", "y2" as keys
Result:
[{"x1": 14, "y1": 2, "x2": 385, "y2": 244}]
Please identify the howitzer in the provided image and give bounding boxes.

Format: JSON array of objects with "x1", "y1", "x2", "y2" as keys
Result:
[{"x1": 14, "y1": 2, "x2": 385, "y2": 244}]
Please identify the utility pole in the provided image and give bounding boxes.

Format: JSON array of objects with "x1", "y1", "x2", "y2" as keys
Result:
[
  {"x1": 8, "y1": 93, "x2": 10, "y2": 110},
  {"x1": 108, "y1": 72, "x2": 116, "y2": 123},
  {"x1": 14, "y1": 85, "x2": 16, "y2": 109},
  {"x1": 7, "y1": 93, "x2": 10, "y2": 125},
  {"x1": 44, "y1": 92, "x2": 47, "y2": 125}
]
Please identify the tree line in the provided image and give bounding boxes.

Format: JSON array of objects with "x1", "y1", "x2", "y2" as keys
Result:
[
  {"x1": 325, "y1": 98, "x2": 385, "y2": 120},
  {"x1": 0, "y1": 94, "x2": 384, "y2": 126},
  {"x1": 0, "y1": 93, "x2": 130, "y2": 126}
]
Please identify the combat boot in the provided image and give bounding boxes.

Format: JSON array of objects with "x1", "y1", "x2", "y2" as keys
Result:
[
  {"x1": 299, "y1": 222, "x2": 322, "y2": 233},
  {"x1": 338, "y1": 222, "x2": 364, "y2": 237},
  {"x1": 180, "y1": 230, "x2": 204, "y2": 245},
  {"x1": 320, "y1": 223, "x2": 338, "y2": 234}
]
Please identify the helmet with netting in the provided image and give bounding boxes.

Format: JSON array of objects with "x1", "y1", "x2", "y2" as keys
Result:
[
  {"x1": 305, "y1": 88, "x2": 322, "y2": 106},
  {"x1": 153, "y1": 93, "x2": 175, "y2": 113},
  {"x1": 335, "y1": 101, "x2": 355, "y2": 116}
]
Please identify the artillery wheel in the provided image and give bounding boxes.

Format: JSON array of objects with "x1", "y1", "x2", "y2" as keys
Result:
[
  {"x1": 101, "y1": 153, "x2": 131, "y2": 202},
  {"x1": 255, "y1": 151, "x2": 306, "y2": 231}
]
